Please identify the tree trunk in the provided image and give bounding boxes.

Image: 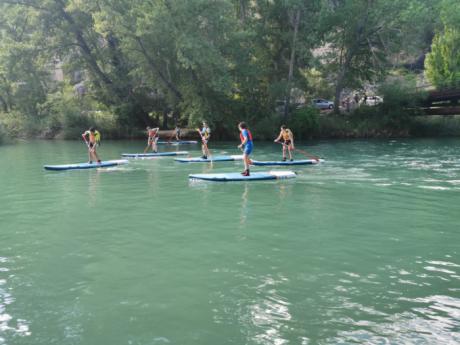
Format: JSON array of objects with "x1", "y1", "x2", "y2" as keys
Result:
[
  {"x1": 54, "y1": 0, "x2": 119, "y2": 100},
  {"x1": 135, "y1": 37, "x2": 183, "y2": 102},
  {"x1": 283, "y1": 9, "x2": 300, "y2": 121},
  {"x1": 238, "y1": 0, "x2": 247, "y2": 23}
]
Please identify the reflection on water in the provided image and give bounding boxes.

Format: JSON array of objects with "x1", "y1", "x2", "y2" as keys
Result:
[
  {"x1": 248, "y1": 275, "x2": 292, "y2": 345},
  {"x1": 322, "y1": 257, "x2": 460, "y2": 345},
  {"x1": 0, "y1": 257, "x2": 31, "y2": 343},
  {"x1": 88, "y1": 171, "x2": 100, "y2": 207},
  {"x1": 239, "y1": 184, "x2": 249, "y2": 227}
]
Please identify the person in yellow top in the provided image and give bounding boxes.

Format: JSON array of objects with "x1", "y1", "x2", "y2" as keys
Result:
[
  {"x1": 82, "y1": 127, "x2": 101, "y2": 164},
  {"x1": 274, "y1": 125, "x2": 295, "y2": 161}
]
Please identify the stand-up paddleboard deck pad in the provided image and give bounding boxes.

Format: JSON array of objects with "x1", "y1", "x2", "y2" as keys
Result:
[
  {"x1": 175, "y1": 155, "x2": 243, "y2": 163},
  {"x1": 44, "y1": 159, "x2": 129, "y2": 171},
  {"x1": 157, "y1": 140, "x2": 198, "y2": 145},
  {"x1": 189, "y1": 170, "x2": 296, "y2": 182},
  {"x1": 122, "y1": 151, "x2": 188, "y2": 158},
  {"x1": 251, "y1": 159, "x2": 324, "y2": 166}
]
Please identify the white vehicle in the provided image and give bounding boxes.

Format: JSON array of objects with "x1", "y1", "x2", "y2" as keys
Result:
[{"x1": 365, "y1": 96, "x2": 383, "y2": 106}]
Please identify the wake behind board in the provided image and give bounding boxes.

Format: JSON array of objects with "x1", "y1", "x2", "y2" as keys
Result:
[
  {"x1": 251, "y1": 159, "x2": 324, "y2": 166},
  {"x1": 44, "y1": 159, "x2": 128, "y2": 171},
  {"x1": 157, "y1": 140, "x2": 198, "y2": 145},
  {"x1": 122, "y1": 151, "x2": 188, "y2": 158},
  {"x1": 175, "y1": 155, "x2": 243, "y2": 163},
  {"x1": 189, "y1": 170, "x2": 296, "y2": 182}
]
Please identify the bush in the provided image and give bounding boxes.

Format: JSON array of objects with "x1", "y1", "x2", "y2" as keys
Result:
[
  {"x1": 410, "y1": 115, "x2": 460, "y2": 136},
  {"x1": 1, "y1": 110, "x2": 43, "y2": 138},
  {"x1": 38, "y1": 85, "x2": 124, "y2": 139},
  {"x1": 288, "y1": 107, "x2": 320, "y2": 139},
  {"x1": 0, "y1": 122, "x2": 7, "y2": 143},
  {"x1": 251, "y1": 113, "x2": 280, "y2": 140}
]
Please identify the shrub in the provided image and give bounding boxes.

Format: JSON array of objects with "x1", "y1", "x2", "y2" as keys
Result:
[
  {"x1": 1, "y1": 110, "x2": 42, "y2": 138},
  {"x1": 288, "y1": 107, "x2": 320, "y2": 139}
]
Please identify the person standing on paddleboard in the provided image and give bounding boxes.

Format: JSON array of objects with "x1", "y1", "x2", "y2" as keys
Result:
[
  {"x1": 82, "y1": 127, "x2": 101, "y2": 164},
  {"x1": 174, "y1": 126, "x2": 181, "y2": 140},
  {"x1": 197, "y1": 122, "x2": 211, "y2": 159},
  {"x1": 274, "y1": 125, "x2": 295, "y2": 161},
  {"x1": 238, "y1": 122, "x2": 253, "y2": 176},
  {"x1": 168, "y1": 125, "x2": 181, "y2": 142},
  {"x1": 145, "y1": 126, "x2": 160, "y2": 153}
]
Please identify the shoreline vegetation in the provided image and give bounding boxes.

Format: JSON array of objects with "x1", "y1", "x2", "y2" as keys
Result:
[
  {"x1": 1, "y1": 0, "x2": 460, "y2": 144},
  {"x1": 2, "y1": 111, "x2": 460, "y2": 143}
]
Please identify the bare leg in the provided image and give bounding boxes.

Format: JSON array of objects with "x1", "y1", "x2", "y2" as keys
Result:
[
  {"x1": 93, "y1": 148, "x2": 101, "y2": 162},
  {"x1": 246, "y1": 155, "x2": 251, "y2": 171}
]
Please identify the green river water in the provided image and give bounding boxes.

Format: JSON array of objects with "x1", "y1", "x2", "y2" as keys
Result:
[{"x1": 0, "y1": 139, "x2": 459, "y2": 345}]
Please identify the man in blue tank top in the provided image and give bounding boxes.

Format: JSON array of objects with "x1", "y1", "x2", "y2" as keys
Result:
[{"x1": 238, "y1": 122, "x2": 253, "y2": 176}]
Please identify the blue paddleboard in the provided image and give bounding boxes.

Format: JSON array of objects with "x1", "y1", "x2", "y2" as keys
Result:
[
  {"x1": 251, "y1": 159, "x2": 324, "y2": 166},
  {"x1": 44, "y1": 159, "x2": 129, "y2": 171},
  {"x1": 189, "y1": 170, "x2": 296, "y2": 181},
  {"x1": 175, "y1": 155, "x2": 243, "y2": 163},
  {"x1": 121, "y1": 151, "x2": 188, "y2": 158},
  {"x1": 157, "y1": 140, "x2": 198, "y2": 145}
]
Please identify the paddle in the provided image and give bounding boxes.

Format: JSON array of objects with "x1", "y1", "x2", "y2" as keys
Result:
[{"x1": 275, "y1": 141, "x2": 320, "y2": 161}]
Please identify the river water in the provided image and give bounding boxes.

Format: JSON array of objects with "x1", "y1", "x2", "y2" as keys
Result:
[{"x1": 0, "y1": 139, "x2": 459, "y2": 345}]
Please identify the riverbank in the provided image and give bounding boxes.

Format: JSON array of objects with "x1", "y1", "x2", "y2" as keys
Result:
[{"x1": 2, "y1": 112, "x2": 460, "y2": 142}]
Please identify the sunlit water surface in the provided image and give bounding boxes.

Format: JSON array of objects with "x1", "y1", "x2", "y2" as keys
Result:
[{"x1": 0, "y1": 139, "x2": 459, "y2": 345}]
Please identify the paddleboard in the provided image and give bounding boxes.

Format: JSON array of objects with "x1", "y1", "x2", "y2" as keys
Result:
[
  {"x1": 251, "y1": 159, "x2": 324, "y2": 166},
  {"x1": 157, "y1": 140, "x2": 198, "y2": 145},
  {"x1": 122, "y1": 151, "x2": 188, "y2": 158},
  {"x1": 175, "y1": 155, "x2": 243, "y2": 163},
  {"x1": 44, "y1": 159, "x2": 129, "y2": 171},
  {"x1": 189, "y1": 170, "x2": 296, "y2": 181}
]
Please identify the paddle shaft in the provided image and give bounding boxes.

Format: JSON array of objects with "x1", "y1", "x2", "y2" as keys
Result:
[{"x1": 276, "y1": 141, "x2": 319, "y2": 161}]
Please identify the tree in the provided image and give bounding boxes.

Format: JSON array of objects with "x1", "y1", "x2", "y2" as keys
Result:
[
  {"x1": 319, "y1": 0, "x2": 410, "y2": 112},
  {"x1": 425, "y1": 0, "x2": 460, "y2": 89}
]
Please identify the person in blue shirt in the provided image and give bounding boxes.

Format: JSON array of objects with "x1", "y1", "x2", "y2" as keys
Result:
[{"x1": 237, "y1": 122, "x2": 253, "y2": 176}]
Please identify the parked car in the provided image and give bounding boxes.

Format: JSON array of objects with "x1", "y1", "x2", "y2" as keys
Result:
[
  {"x1": 312, "y1": 98, "x2": 334, "y2": 109},
  {"x1": 365, "y1": 96, "x2": 383, "y2": 106}
]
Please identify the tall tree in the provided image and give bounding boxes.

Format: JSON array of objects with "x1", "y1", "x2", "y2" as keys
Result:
[{"x1": 319, "y1": 0, "x2": 409, "y2": 111}]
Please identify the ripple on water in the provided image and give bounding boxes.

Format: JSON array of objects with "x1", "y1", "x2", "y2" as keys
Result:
[{"x1": 0, "y1": 257, "x2": 31, "y2": 343}]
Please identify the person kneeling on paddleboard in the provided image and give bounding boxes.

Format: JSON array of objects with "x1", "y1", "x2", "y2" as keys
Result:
[
  {"x1": 197, "y1": 122, "x2": 211, "y2": 159},
  {"x1": 82, "y1": 127, "x2": 101, "y2": 164},
  {"x1": 238, "y1": 122, "x2": 253, "y2": 176},
  {"x1": 274, "y1": 125, "x2": 295, "y2": 161},
  {"x1": 145, "y1": 126, "x2": 160, "y2": 153}
]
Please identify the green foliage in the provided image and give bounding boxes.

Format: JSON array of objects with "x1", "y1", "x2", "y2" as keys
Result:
[
  {"x1": 251, "y1": 114, "x2": 280, "y2": 141},
  {"x1": 288, "y1": 107, "x2": 320, "y2": 140},
  {"x1": 425, "y1": 28, "x2": 460, "y2": 89},
  {"x1": 38, "y1": 85, "x2": 124, "y2": 139},
  {"x1": 1, "y1": 110, "x2": 42, "y2": 138},
  {"x1": 0, "y1": 0, "x2": 456, "y2": 140},
  {"x1": 410, "y1": 116, "x2": 460, "y2": 136},
  {"x1": 0, "y1": 121, "x2": 9, "y2": 143},
  {"x1": 346, "y1": 75, "x2": 425, "y2": 132}
]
